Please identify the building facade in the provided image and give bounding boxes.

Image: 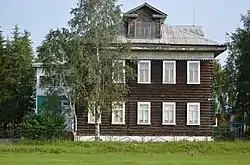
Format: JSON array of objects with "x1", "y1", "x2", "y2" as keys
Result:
[
  {"x1": 34, "y1": 3, "x2": 226, "y2": 141},
  {"x1": 33, "y1": 63, "x2": 72, "y2": 131},
  {"x1": 75, "y1": 3, "x2": 226, "y2": 141}
]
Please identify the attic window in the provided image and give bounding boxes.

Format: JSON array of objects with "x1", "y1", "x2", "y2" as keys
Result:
[{"x1": 135, "y1": 21, "x2": 154, "y2": 38}]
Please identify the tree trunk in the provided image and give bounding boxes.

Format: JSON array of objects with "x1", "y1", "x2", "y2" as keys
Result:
[
  {"x1": 94, "y1": 46, "x2": 101, "y2": 141},
  {"x1": 70, "y1": 103, "x2": 77, "y2": 138},
  {"x1": 94, "y1": 108, "x2": 101, "y2": 141}
]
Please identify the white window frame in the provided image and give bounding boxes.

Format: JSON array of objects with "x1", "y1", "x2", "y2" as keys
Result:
[
  {"x1": 87, "y1": 102, "x2": 101, "y2": 124},
  {"x1": 111, "y1": 102, "x2": 125, "y2": 125},
  {"x1": 112, "y1": 60, "x2": 125, "y2": 83},
  {"x1": 162, "y1": 61, "x2": 176, "y2": 84},
  {"x1": 187, "y1": 61, "x2": 200, "y2": 84},
  {"x1": 137, "y1": 102, "x2": 151, "y2": 125},
  {"x1": 137, "y1": 60, "x2": 151, "y2": 84},
  {"x1": 187, "y1": 103, "x2": 200, "y2": 125},
  {"x1": 135, "y1": 21, "x2": 154, "y2": 38},
  {"x1": 162, "y1": 102, "x2": 176, "y2": 125}
]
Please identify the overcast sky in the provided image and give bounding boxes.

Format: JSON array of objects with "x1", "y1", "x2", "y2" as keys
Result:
[{"x1": 0, "y1": 0, "x2": 249, "y2": 65}]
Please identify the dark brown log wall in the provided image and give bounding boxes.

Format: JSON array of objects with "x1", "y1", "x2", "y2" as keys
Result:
[{"x1": 76, "y1": 60, "x2": 213, "y2": 137}]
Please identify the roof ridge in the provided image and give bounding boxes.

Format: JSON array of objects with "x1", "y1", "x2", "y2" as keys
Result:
[
  {"x1": 173, "y1": 25, "x2": 203, "y2": 28},
  {"x1": 164, "y1": 24, "x2": 221, "y2": 45},
  {"x1": 124, "y1": 2, "x2": 167, "y2": 17}
]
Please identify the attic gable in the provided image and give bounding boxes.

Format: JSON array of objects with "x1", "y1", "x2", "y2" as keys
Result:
[
  {"x1": 123, "y1": 3, "x2": 167, "y2": 21},
  {"x1": 123, "y1": 3, "x2": 167, "y2": 39}
]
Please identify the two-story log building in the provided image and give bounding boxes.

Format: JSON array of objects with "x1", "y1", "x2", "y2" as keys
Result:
[
  {"x1": 34, "y1": 3, "x2": 227, "y2": 141},
  {"x1": 74, "y1": 3, "x2": 227, "y2": 142}
]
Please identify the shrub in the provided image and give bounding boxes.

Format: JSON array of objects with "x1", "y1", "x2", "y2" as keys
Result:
[
  {"x1": 213, "y1": 124, "x2": 231, "y2": 141},
  {"x1": 20, "y1": 111, "x2": 66, "y2": 140}
]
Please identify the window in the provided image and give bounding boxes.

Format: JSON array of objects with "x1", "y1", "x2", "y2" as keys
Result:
[
  {"x1": 187, "y1": 103, "x2": 200, "y2": 125},
  {"x1": 163, "y1": 61, "x2": 176, "y2": 84},
  {"x1": 138, "y1": 60, "x2": 151, "y2": 84},
  {"x1": 137, "y1": 102, "x2": 151, "y2": 125},
  {"x1": 112, "y1": 60, "x2": 125, "y2": 83},
  {"x1": 112, "y1": 102, "x2": 125, "y2": 124},
  {"x1": 87, "y1": 102, "x2": 101, "y2": 124},
  {"x1": 135, "y1": 21, "x2": 154, "y2": 38},
  {"x1": 162, "y1": 102, "x2": 176, "y2": 125},
  {"x1": 187, "y1": 61, "x2": 200, "y2": 84}
]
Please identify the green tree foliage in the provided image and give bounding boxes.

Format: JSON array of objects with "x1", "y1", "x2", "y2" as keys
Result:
[
  {"x1": 213, "y1": 59, "x2": 228, "y2": 122},
  {"x1": 37, "y1": 28, "x2": 78, "y2": 135},
  {"x1": 0, "y1": 29, "x2": 11, "y2": 126},
  {"x1": 0, "y1": 26, "x2": 35, "y2": 128},
  {"x1": 37, "y1": 0, "x2": 134, "y2": 140},
  {"x1": 225, "y1": 10, "x2": 250, "y2": 123},
  {"x1": 69, "y1": 0, "x2": 135, "y2": 141},
  {"x1": 21, "y1": 111, "x2": 66, "y2": 140},
  {"x1": 0, "y1": 29, "x2": 11, "y2": 102}
]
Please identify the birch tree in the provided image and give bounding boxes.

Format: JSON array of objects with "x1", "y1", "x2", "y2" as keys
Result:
[
  {"x1": 37, "y1": 28, "x2": 79, "y2": 135},
  {"x1": 212, "y1": 59, "x2": 228, "y2": 122},
  {"x1": 37, "y1": 0, "x2": 133, "y2": 140},
  {"x1": 69, "y1": 0, "x2": 135, "y2": 141}
]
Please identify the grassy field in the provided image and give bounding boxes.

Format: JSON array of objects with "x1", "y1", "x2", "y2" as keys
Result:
[
  {"x1": 0, "y1": 153, "x2": 249, "y2": 165},
  {"x1": 0, "y1": 141, "x2": 250, "y2": 165}
]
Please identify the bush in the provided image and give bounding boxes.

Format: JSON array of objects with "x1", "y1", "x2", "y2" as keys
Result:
[
  {"x1": 213, "y1": 124, "x2": 231, "y2": 141},
  {"x1": 20, "y1": 111, "x2": 66, "y2": 140}
]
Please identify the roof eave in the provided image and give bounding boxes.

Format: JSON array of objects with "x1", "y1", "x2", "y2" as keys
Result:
[
  {"x1": 112, "y1": 42, "x2": 227, "y2": 56},
  {"x1": 214, "y1": 45, "x2": 227, "y2": 57},
  {"x1": 123, "y1": 2, "x2": 168, "y2": 18}
]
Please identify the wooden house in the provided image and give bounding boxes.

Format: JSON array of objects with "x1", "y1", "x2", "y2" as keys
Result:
[
  {"x1": 34, "y1": 3, "x2": 226, "y2": 141},
  {"x1": 75, "y1": 3, "x2": 227, "y2": 141}
]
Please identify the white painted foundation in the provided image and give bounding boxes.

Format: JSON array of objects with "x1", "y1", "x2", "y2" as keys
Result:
[{"x1": 74, "y1": 136, "x2": 213, "y2": 142}]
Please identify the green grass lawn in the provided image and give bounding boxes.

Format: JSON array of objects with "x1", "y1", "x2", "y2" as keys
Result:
[
  {"x1": 0, "y1": 141, "x2": 250, "y2": 165},
  {"x1": 0, "y1": 153, "x2": 249, "y2": 165}
]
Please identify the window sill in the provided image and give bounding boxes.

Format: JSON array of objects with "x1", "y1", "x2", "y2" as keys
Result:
[
  {"x1": 137, "y1": 82, "x2": 151, "y2": 84},
  {"x1": 186, "y1": 123, "x2": 200, "y2": 126},
  {"x1": 137, "y1": 123, "x2": 151, "y2": 125},
  {"x1": 187, "y1": 82, "x2": 200, "y2": 85},
  {"x1": 162, "y1": 82, "x2": 176, "y2": 84},
  {"x1": 162, "y1": 123, "x2": 176, "y2": 125},
  {"x1": 111, "y1": 122, "x2": 125, "y2": 125}
]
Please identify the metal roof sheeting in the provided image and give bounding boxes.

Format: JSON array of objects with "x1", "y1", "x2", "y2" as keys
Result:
[
  {"x1": 172, "y1": 25, "x2": 204, "y2": 37},
  {"x1": 118, "y1": 24, "x2": 222, "y2": 46}
]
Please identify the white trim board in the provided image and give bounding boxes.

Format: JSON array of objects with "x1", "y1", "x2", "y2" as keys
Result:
[
  {"x1": 75, "y1": 136, "x2": 213, "y2": 142},
  {"x1": 124, "y1": 52, "x2": 214, "y2": 60}
]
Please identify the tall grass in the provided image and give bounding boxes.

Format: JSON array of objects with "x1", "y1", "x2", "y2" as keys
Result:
[{"x1": 0, "y1": 140, "x2": 250, "y2": 154}]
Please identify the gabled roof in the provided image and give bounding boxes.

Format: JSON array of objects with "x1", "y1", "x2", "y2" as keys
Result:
[{"x1": 124, "y1": 2, "x2": 167, "y2": 17}]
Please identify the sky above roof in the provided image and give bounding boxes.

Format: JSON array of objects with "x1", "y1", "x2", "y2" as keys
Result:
[{"x1": 0, "y1": 0, "x2": 249, "y2": 65}]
